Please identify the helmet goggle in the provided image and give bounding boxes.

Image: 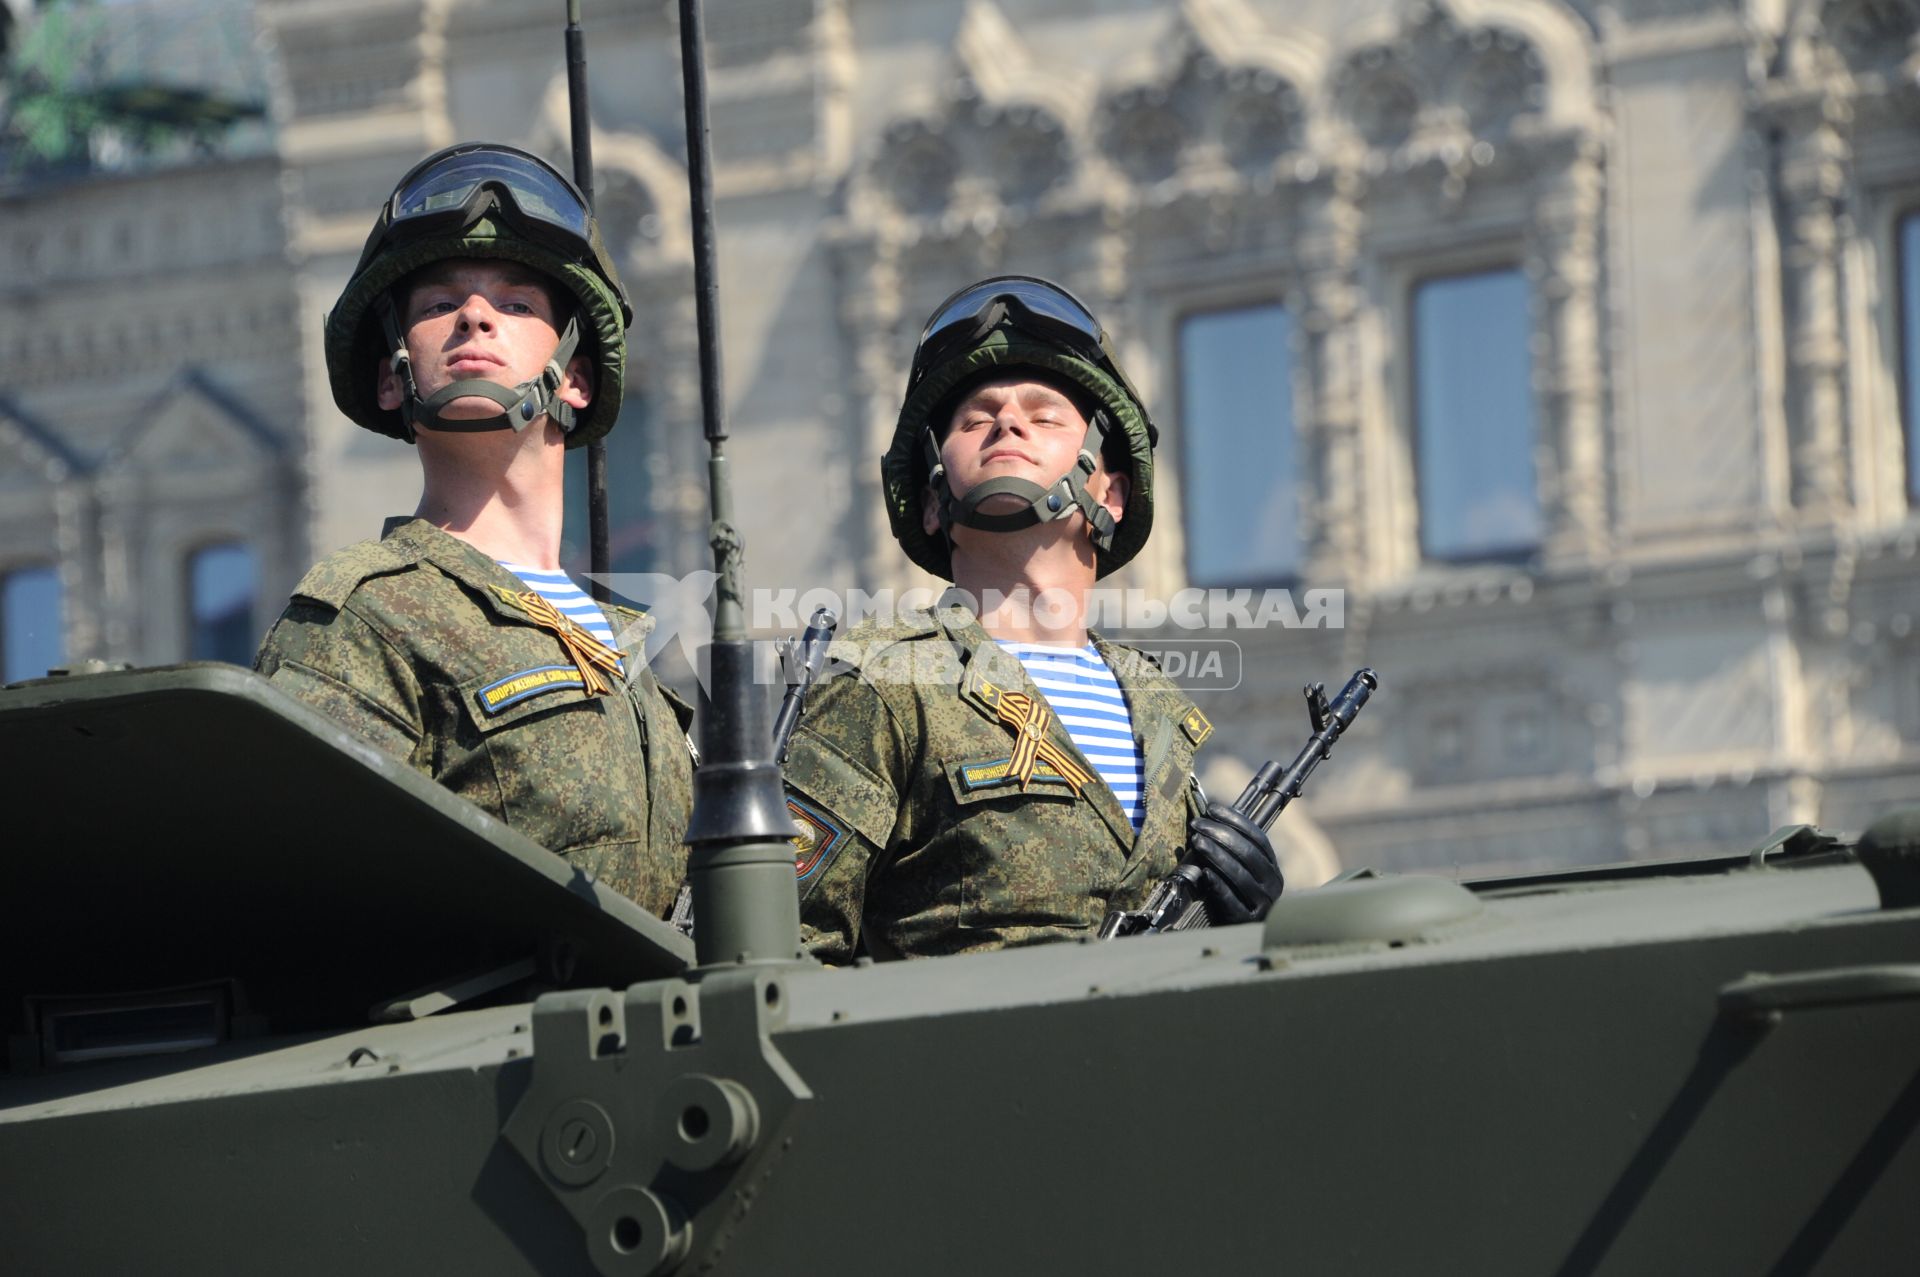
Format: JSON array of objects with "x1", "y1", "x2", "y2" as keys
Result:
[
  {"x1": 907, "y1": 275, "x2": 1157, "y2": 443},
  {"x1": 371, "y1": 143, "x2": 632, "y2": 322}
]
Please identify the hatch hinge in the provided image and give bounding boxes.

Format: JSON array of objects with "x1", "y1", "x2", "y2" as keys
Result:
[{"x1": 500, "y1": 968, "x2": 810, "y2": 1275}]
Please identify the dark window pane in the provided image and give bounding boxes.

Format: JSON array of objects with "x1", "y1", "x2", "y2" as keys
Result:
[
  {"x1": 563, "y1": 396, "x2": 657, "y2": 581},
  {"x1": 1178, "y1": 303, "x2": 1299, "y2": 584},
  {"x1": 1903, "y1": 212, "x2": 1920, "y2": 504},
  {"x1": 1414, "y1": 269, "x2": 1540, "y2": 560},
  {"x1": 3, "y1": 566, "x2": 64, "y2": 682},
  {"x1": 189, "y1": 543, "x2": 258, "y2": 664}
]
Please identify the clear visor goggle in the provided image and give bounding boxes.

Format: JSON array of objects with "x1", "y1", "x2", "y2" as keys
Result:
[
  {"x1": 378, "y1": 144, "x2": 631, "y2": 320},
  {"x1": 390, "y1": 144, "x2": 588, "y2": 238},
  {"x1": 908, "y1": 275, "x2": 1156, "y2": 441}
]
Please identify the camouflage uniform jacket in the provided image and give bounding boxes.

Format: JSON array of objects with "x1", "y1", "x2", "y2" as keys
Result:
[
  {"x1": 255, "y1": 517, "x2": 694, "y2": 916},
  {"x1": 783, "y1": 597, "x2": 1214, "y2": 962}
]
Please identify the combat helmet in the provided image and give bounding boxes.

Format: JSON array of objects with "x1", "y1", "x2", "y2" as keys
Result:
[
  {"x1": 883, "y1": 276, "x2": 1158, "y2": 580},
  {"x1": 324, "y1": 142, "x2": 634, "y2": 448}
]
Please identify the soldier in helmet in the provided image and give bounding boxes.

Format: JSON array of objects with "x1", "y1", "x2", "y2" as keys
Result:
[
  {"x1": 255, "y1": 143, "x2": 693, "y2": 916},
  {"x1": 783, "y1": 276, "x2": 1282, "y2": 962}
]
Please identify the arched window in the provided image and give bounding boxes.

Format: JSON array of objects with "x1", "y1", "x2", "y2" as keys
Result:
[
  {"x1": 2, "y1": 565, "x2": 63, "y2": 682},
  {"x1": 1178, "y1": 302, "x2": 1300, "y2": 585},
  {"x1": 1412, "y1": 268, "x2": 1540, "y2": 562},
  {"x1": 188, "y1": 542, "x2": 258, "y2": 664}
]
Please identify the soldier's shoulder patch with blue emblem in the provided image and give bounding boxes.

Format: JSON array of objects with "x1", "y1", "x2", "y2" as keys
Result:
[
  {"x1": 788, "y1": 795, "x2": 850, "y2": 889},
  {"x1": 477, "y1": 665, "x2": 586, "y2": 714}
]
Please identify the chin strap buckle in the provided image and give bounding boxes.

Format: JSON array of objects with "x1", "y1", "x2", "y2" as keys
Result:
[
  {"x1": 926, "y1": 409, "x2": 1119, "y2": 551},
  {"x1": 379, "y1": 300, "x2": 584, "y2": 438}
]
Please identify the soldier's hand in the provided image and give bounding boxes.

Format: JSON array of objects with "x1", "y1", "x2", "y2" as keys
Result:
[{"x1": 1182, "y1": 801, "x2": 1284, "y2": 925}]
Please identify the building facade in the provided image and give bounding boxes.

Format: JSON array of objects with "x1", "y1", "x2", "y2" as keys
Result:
[
  {"x1": 5, "y1": 0, "x2": 1918, "y2": 880},
  {"x1": 0, "y1": 0, "x2": 306, "y2": 672}
]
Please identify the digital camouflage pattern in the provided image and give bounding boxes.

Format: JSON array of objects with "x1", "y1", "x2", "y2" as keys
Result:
[
  {"x1": 255, "y1": 518, "x2": 694, "y2": 916},
  {"x1": 783, "y1": 594, "x2": 1210, "y2": 962}
]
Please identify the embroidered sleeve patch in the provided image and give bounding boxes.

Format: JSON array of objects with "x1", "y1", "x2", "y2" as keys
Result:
[
  {"x1": 788, "y1": 796, "x2": 850, "y2": 883},
  {"x1": 1181, "y1": 707, "x2": 1215, "y2": 747},
  {"x1": 478, "y1": 665, "x2": 586, "y2": 714}
]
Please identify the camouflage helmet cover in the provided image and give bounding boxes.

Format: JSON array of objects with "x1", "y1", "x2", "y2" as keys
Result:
[
  {"x1": 323, "y1": 144, "x2": 631, "y2": 449},
  {"x1": 883, "y1": 323, "x2": 1157, "y2": 581}
]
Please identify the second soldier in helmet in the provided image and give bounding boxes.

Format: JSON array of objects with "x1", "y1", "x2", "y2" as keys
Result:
[
  {"x1": 783, "y1": 276, "x2": 1283, "y2": 962},
  {"x1": 256, "y1": 143, "x2": 694, "y2": 916}
]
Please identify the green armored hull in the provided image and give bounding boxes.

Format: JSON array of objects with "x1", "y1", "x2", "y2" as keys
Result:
[{"x1": 3, "y1": 668, "x2": 1916, "y2": 1275}]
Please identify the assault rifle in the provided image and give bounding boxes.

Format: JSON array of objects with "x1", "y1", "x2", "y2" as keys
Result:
[
  {"x1": 771, "y1": 607, "x2": 838, "y2": 764},
  {"x1": 1097, "y1": 668, "x2": 1379, "y2": 938}
]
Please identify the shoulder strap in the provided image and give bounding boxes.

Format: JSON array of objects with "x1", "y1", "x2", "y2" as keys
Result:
[{"x1": 290, "y1": 538, "x2": 422, "y2": 611}]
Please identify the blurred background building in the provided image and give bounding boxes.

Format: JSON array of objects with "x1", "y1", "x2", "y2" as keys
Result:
[
  {"x1": 2, "y1": 0, "x2": 1917, "y2": 881},
  {"x1": 0, "y1": 0, "x2": 301, "y2": 674}
]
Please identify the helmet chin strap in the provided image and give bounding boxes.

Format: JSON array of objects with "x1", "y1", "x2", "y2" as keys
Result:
[
  {"x1": 378, "y1": 295, "x2": 582, "y2": 442},
  {"x1": 926, "y1": 410, "x2": 1120, "y2": 554}
]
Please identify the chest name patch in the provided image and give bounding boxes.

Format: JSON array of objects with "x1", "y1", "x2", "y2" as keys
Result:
[
  {"x1": 478, "y1": 665, "x2": 586, "y2": 714},
  {"x1": 955, "y1": 757, "x2": 1079, "y2": 794}
]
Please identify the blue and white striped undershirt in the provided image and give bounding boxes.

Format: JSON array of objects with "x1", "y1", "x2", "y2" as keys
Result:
[
  {"x1": 999, "y1": 641, "x2": 1145, "y2": 832},
  {"x1": 496, "y1": 562, "x2": 624, "y2": 672}
]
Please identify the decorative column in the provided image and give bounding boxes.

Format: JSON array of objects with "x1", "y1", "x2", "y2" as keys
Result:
[
  {"x1": 93, "y1": 476, "x2": 136, "y2": 663},
  {"x1": 1529, "y1": 136, "x2": 1608, "y2": 562},
  {"x1": 1778, "y1": 102, "x2": 1852, "y2": 518},
  {"x1": 830, "y1": 237, "x2": 908, "y2": 588},
  {"x1": 1294, "y1": 168, "x2": 1366, "y2": 586},
  {"x1": 49, "y1": 472, "x2": 96, "y2": 664}
]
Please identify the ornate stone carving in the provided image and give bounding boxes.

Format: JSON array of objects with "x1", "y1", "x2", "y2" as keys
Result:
[
  {"x1": 1101, "y1": 85, "x2": 1193, "y2": 185},
  {"x1": 1760, "y1": 0, "x2": 1869, "y2": 521},
  {"x1": 1773, "y1": 0, "x2": 1919, "y2": 108},
  {"x1": 1761, "y1": 0, "x2": 1917, "y2": 529},
  {"x1": 1528, "y1": 140, "x2": 1609, "y2": 559},
  {"x1": 1457, "y1": 30, "x2": 1547, "y2": 143},
  {"x1": 873, "y1": 119, "x2": 959, "y2": 216},
  {"x1": 1219, "y1": 68, "x2": 1305, "y2": 171},
  {"x1": 1097, "y1": 43, "x2": 1305, "y2": 185},
  {"x1": 1820, "y1": 0, "x2": 1920, "y2": 78},
  {"x1": 974, "y1": 102, "x2": 1074, "y2": 206},
  {"x1": 1334, "y1": 47, "x2": 1422, "y2": 153},
  {"x1": 867, "y1": 91, "x2": 1078, "y2": 218},
  {"x1": 855, "y1": 1, "x2": 1090, "y2": 223},
  {"x1": 1293, "y1": 172, "x2": 1367, "y2": 584},
  {"x1": 1330, "y1": 0, "x2": 1595, "y2": 188},
  {"x1": 1778, "y1": 115, "x2": 1853, "y2": 516}
]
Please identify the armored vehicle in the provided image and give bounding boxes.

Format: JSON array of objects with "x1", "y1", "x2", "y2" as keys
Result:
[
  {"x1": 3, "y1": 661, "x2": 1917, "y2": 1275},
  {"x1": 7, "y1": 2, "x2": 1918, "y2": 1268}
]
